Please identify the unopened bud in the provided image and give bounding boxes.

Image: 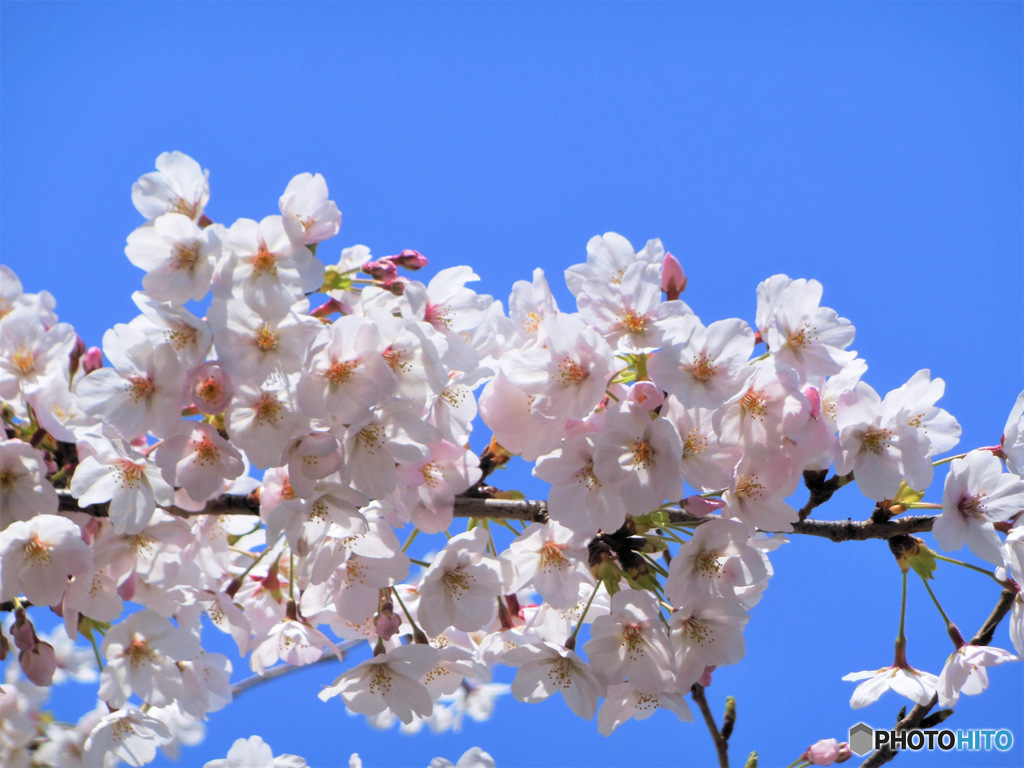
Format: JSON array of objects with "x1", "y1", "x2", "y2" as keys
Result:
[
  {"x1": 721, "y1": 695, "x2": 736, "y2": 740},
  {"x1": 362, "y1": 259, "x2": 398, "y2": 281},
  {"x1": 661, "y1": 252, "x2": 687, "y2": 300},
  {"x1": 374, "y1": 603, "x2": 402, "y2": 641},
  {"x1": 744, "y1": 752, "x2": 758, "y2": 768},
  {"x1": 388, "y1": 249, "x2": 428, "y2": 270},
  {"x1": 383, "y1": 277, "x2": 408, "y2": 296},
  {"x1": 683, "y1": 495, "x2": 726, "y2": 517},
  {"x1": 802, "y1": 738, "x2": 847, "y2": 766},
  {"x1": 81, "y1": 346, "x2": 103, "y2": 374},
  {"x1": 20, "y1": 640, "x2": 57, "y2": 687},
  {"x1": 69, "y1": 335, "x2": 87, "y2": 378},
  {"x1": 11, "y1": 609, "x2": 36, "y2": 652},
  {"x1": 627, "y1": 382, "x2": 664, "y2": 412}
]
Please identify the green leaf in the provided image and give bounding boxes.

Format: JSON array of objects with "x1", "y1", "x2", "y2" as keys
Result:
[{"x1": 492, "y1": 489, "x2": 525, "y2": 501}]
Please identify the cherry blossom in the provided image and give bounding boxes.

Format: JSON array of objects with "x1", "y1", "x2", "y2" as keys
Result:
[
  {"x1": 504, "y1": 641, "x2": 604, "y2": 720},
  {"x1": 934, "y1": 449, "x2": 1024, "y2": 564},
  {"x1": 0, "y1": 515, "x2": 92, "y2": 607}
]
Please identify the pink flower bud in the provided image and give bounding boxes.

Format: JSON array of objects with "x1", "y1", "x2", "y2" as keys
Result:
[
  {"x1": 11, "y1": 610, "x2": 37, "y2": 652},
  {"x1": 627, "y1": 382, "x2": 665, "y2": 412},
  {"x1": 362, "y1": 259, "x2": 399, "y2": 281},
  {"x1": 388, "y1": 249, "x2": 428, "y2": 270},
  {"x1": 802, "y1": 739, "x2": 846, "y2": 765},
  {"x1": 81, "y1": 346, "x2": 104, "y2": 374},
  {"x1": 184, "y1": 362, "x2": 234, "y2": 415},
  {"x1": 683, "y1": 495, "x2": 726, "y2": 517},
  {"x1": 384, "y1": 277, "x2": 408, "y2": 296},
  {"x1": 661, "y1": 252, "x2": 687, "y2": 300},
  {"x1": 69, "y1": 335, "x2": 87, "y2": 377},
  {"x1": 374, "y1": 602, "x2": 402, "y2": 641},
  {"x1": 20, "y1": 640, "x2": 57, "y2": 686}
]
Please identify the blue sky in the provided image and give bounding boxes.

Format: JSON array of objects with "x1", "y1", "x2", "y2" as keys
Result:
[{"x1": 2, "y1": 2, "x2": 1022, "y2": 767}]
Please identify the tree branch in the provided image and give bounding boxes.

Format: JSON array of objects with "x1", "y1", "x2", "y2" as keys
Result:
[
  {"x1": 58, "y1": 489, "x2": 938, "y2": 540},
  {"x1": 691, "y1": 683, "x2": 730, "y2": 768},
  {"x1": 231, "y1": 641, "x2": 362, "y2": 698}
]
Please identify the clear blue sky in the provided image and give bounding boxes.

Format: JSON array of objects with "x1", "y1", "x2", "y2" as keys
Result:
[{"x1": 2, "y1": 2, "x2": 1022, "y2": 767}]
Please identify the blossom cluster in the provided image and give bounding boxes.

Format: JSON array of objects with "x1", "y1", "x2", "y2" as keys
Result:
[{"x1": 0, "y1": 152, "x2": 1021, "y2": 766}]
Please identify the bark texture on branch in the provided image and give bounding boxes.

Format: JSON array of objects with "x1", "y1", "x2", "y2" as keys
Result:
[{"x1": 58, "y1": 490, "x2": 938, "y2": 541}]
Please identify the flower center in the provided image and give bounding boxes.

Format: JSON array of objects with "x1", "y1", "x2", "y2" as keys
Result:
[
  {"x1": 618, "y1": 309, "x2": 648, "y2": 336},
  {"x1": 861, "y1": 427, "x2": 893, "y2": 455},
  {"x1": 690, "y1": 352, "x2": 716, "y2": 382},
  {"x1": 10, "y1": 347, "x2": 37, "y2": 375},
  {"x1": 126, "y1": 636, "x2": 156, "y2": 668},
  {"x1": 192, "y1": 433, "x2": 218, "y2": 465},
  {"x1": 252, "y1": 245, "x2": 278, "y2": 277},
  {"x1": 254, "y1": 392, "x2": 282, "y2": 424},
  {"x1": 957, "y1": 493, "x2": 985, "y2": 519},
  {"x1": 419, "y1": 462, "x2": 442, "y2": 487},
  {"x1": 425, "y1": 303, "x2": 453, "y2": 331},
  {"x1": 575, "y1": 462, "x2": 601, "y2": 490},
  {"x1": 382, "y1": 347, "x2": 410, "y2": 373},
  {"x1": 735, "y1": 475, "x2": 764, "y2": 502},
  {"x1": 740, "y1": 388, "x2": 767, "y2": 420},
  {"x1": 254, "y1": 323, "x2": 279, "y2": 352},
  {"x1": 115, "y1": 460, "x2": 145, "y2": 489},
  {"x1": 443, "y1": 567, "x2": 473, "y2": 596},
  {"x1": 325, "y1": 359, "x2": 358, "y2": 385},
  {"x1": 679, "y1": 617, "x2": 710, "y2": 646},
  {"x1": 539, "y1": 543, "x2": 567, "y2": 571},
  {"x1": 128, "y1": 374, "x2": 155, "y2": 402},
  {"x1": 630, "y1": 439, "x2": 654, "y2": 469},
  {"x1": 171, "y1": 241, "x2": 200, "y2": 272},
  {"x1": 683, "y1": 428, "x2": 708, "y2": 457},
  {"x1": 358, "y1": 426, "x2": 384, "y2": 453},
  {"x1": 22, "y1": 537, "x2": 51, "y2": 563},
  {"x1": 694, "y1": 549, "x2": 722, "y2": 578},
  {"x1": 556, "y1": 357, "x2": 588, "y2": 385},
  {"x1": 169, "y1": 196, "x2": 199, "y2": 219}
]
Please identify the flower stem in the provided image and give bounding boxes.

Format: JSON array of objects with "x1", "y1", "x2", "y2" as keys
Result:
[
  {"x1": 932, "y1": 452, "x2": 969, "y2": 467},
  {"x1": 565, "y1": 582, "x2": 603, "y2": 650},
  {"x1": 894, "y1": 569, "x2": 908, "y2": 666},
  {"x1": 920, "y1": 577, "x2": 956, "y2": 635},
  {"x1": 933, "y1": 553, "x2": 1001, "y2": 583},
  {"x1": 390, "y1": 587, "x2": 429, "y2": 644},
  {"x1": 401, "y1": 529, "x2": 419, "y2": 553}
]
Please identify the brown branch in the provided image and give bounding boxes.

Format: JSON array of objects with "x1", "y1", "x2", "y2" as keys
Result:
[
  {"x1": 59, "y1": 489, "x2": 937, "y2": 541},
  {"x1": 970, "y1": 587, "x2": 1019, "y2": 647},
  {"x1": 798, "y1": 470, "x2": 855, "y2": 521},
  {"x1": 691, "y1": 683, "x2": 730, "y2": 768},
  {"x1": 453, "y1": 496, "x2": 549, "y2": 523},
  {"x1": 861, "y1": 695, "x2": 938, "y2": 768}
]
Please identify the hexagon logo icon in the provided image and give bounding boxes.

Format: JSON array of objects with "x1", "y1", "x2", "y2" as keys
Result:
[{"x1": 849, "y1": 722, "x2": 874, "y2": 756}]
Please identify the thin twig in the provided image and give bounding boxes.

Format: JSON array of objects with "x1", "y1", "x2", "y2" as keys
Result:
[
  {"x1": 691, "y1": 683, "x2": 730, "y2": 768},
  {"x1": 231, "y1": 640, "x2": 363, "y2": 698}
]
